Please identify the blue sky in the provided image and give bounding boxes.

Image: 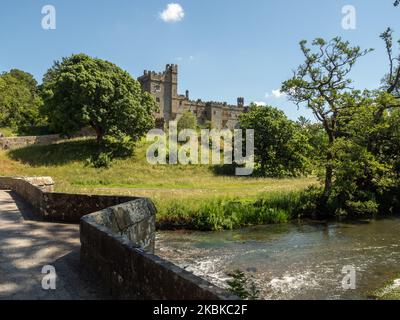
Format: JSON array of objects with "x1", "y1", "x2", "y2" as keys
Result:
[{"x1": 0, "y1": 1, "x2": 399, "y2": 120}]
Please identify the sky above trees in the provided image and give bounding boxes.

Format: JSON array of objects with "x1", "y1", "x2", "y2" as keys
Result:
[{"x1": 0, "y1": 1, "x2": 398, "y2": 120}]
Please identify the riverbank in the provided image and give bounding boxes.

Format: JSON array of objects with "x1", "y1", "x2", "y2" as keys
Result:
[
  {"x1": 373, "y1": 277, "x2": 400, "y2": 300},
  {"x1": 156, "y1": 190, "x2": 314, "y2": 230},
  {"x1": 0, "y1": 138, "x2": 316, "y2": 230}
]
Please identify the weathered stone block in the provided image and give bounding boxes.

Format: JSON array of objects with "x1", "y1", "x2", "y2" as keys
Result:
[{"x1": 80, "y1": 204, "x2": 238, "y2": 300}]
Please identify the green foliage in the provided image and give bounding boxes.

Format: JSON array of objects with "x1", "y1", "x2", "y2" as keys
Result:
[
  {"x1": 83, "y1": 136, "x2": 135, "y2": 168},
  {"x1": 282, "y1": 36, "x2": 372, "y2": 212},
  {"x1": 86, "y1": 152, "x2": 112, "y2": 169},
  {"x1": 296, "y1": 119, "x2": 328, "y2": 171},
  {"x1": 380, "y1": 28, "x2": 400, "y2": 97},
  {"x1": 226, "y1": 270, "x2": 260, "y2": 300},
  {"x1": 157, "y1": 190, "x2": 315, "y2": 231},
  {"x1": 326, "y1": 91, "x2": 400, "y2": 217},
  {"x1": 41, "y1": 54, "x2": 158, "y2": 144},
  {"x1": 291, "y1": 89, "x2": 400, "y2": 219},
  {"x1": 239, "y1": 104, "x2": 311, "y2": 177},
  {"x1": 177, "y1": 111, "x2": 197, "y2": 132},
  {"x1": 0, "y1": 69, "x2": 44, "y2": 132},
  {"x1": 0, "y1": 127, "x2": 16, "y2": 137}
]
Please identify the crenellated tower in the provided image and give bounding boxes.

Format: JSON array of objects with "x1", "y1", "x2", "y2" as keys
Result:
[{"x1": 138, "y1": 64, "x2": 179, "y2": 123}]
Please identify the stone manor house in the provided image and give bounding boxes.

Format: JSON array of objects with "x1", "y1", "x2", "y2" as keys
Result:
[{"x1": 138, "y1": 64, "x2": 247, "y2": 129}]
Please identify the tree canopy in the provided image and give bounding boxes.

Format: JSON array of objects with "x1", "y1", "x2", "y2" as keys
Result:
[
  {"x1": 0, "y1": 69, "x2": 43, "y2": 131},
  {"x1": 239, "y1": 104, "x2": 311, "y2": 177},
  {"x1": 41, "y1": 54, "x2": 158, "y2": 143},
  {"x1": 279, "y1": 30, "x2": 400, "y2": 218},
  {"x1": 281, "y1": 37, "x2": 372, "y2": 212}
]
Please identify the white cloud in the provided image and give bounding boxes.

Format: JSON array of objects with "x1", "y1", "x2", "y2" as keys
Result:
[
  {"x1": 265, "y1": 89, "x2": 286, "y2": 99},
  {"x1": 160, "y1": 3, "x2": 185, "y2": 23},
  {"x1": 253, "y1": 101, "x2": 266, "y2": 106},
  {"x1": 271, "y1": 89, "x2": 286, "y2": 98},
  {"x1": 175, "y1": 56, "x2": 195, "y2": 62}
]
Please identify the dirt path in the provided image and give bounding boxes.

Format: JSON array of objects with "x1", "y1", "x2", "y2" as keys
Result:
[{"x1": 0, "y1": 190, "x2": 110, "y2": 300}]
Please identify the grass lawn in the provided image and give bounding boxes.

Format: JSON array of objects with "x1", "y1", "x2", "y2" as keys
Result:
[{"x1": 0, "y1": 138, "x2": 317, "y2": 229}]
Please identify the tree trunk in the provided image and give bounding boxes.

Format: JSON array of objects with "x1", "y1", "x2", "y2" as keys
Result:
[
  {"x1": 317, "y1": 133, "x2": 334, "y2": 218},
  {"x1": 96, "y1": 131, "x2": 103, "y2": 144},
  {"x1": 90, "y1": 122, "x2": 104, "y2": 144},
  {"x1": 323, "y1": 156, "x2": 333, "y2": 199}
]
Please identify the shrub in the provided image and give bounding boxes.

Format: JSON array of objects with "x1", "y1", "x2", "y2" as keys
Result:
[{"x1": 86, "y1": 152, "x2": 112, "y2": 169}]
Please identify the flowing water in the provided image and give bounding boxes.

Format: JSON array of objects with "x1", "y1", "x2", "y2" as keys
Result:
[{"x1": 156, "y1": 218, "x2": 400, "y2": 300}]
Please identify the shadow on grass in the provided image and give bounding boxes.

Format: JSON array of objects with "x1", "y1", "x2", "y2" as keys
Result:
[
  {"x1": 8, "y1": 139, "x2": 101, "y2": 167},
  {"x1": 210, "y1": 163, "x2": 262, "y2": 177}
]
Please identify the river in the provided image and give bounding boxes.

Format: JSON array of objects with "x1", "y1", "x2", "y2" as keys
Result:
[{"x1": 155, "y1": 217, "x2": 400, "y2": 300}]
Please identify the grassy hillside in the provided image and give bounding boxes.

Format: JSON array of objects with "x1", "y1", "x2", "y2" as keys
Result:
[{"x1": 0, "y1": 138, "x2": 317, "y2": 229}]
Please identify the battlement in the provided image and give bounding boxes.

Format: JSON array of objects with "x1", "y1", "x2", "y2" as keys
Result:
[
  {"x1": 140, "y1": 64, "x2": 178, "y2": 82},
  {"x1": 166, "y1": 64, "x2": 178, "y2": 72},
  {"x1": 206, "y1": 101, "x2": 228, "y2": 107},
  {"x1": 187, "y1": 99, "x2": 206, "y2": 106},
  {"x1": 141, "y1": 70, "x2": 165, "y2": 80}
]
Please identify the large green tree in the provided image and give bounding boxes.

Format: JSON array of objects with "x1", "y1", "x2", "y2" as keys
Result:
[
  {"x1": 327, "y1": 91, "x2": 400, "y2": 217},
  {"x1": 41, "y1": 54, "x2": 158, "y2": 143},
  {"x1": 281, "y1": 37, "x2": 372, "y2": 211},
  {"x1": 0, "y1": 69, "x2": 43, "y2": 131},
  {"x1": 239, "y1": 104, "x2": 311, "y2": 177}
]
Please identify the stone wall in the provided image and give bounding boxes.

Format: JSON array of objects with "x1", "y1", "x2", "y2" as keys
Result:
[
  {"x1": 0, "y1": 176, "x2": 237, "y2": 300},
  {"x1": 0, "y1": 177, "x2": 137, "y2": 223},
  {"x1": 0, "y1": 128, "x2": 96, "y2": 151},
  {"x1": 81, "y1": 209, "x2": 236, "y2": 300},
  {"x1": 0, "y1": 135, "x2": 61, "y2": 150},
  {"x1": 41, "y1": 192, "x2": 137, "y2": 223}
]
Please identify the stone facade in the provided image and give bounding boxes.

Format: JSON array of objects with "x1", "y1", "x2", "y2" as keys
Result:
[{"x1": 138, "y1": 64, "x2": 247, "y2": 129}]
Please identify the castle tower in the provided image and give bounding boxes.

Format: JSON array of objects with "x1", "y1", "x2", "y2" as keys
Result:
[
  {"x1": 138, "y1": 64, "x2": 180, "y2": 124},
  {"x1": 237, "y1": 97, "x2": 245, "y2": 108},
  {"x1": 164, "y1": 64, "x2": 179, "y2": 121}
]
